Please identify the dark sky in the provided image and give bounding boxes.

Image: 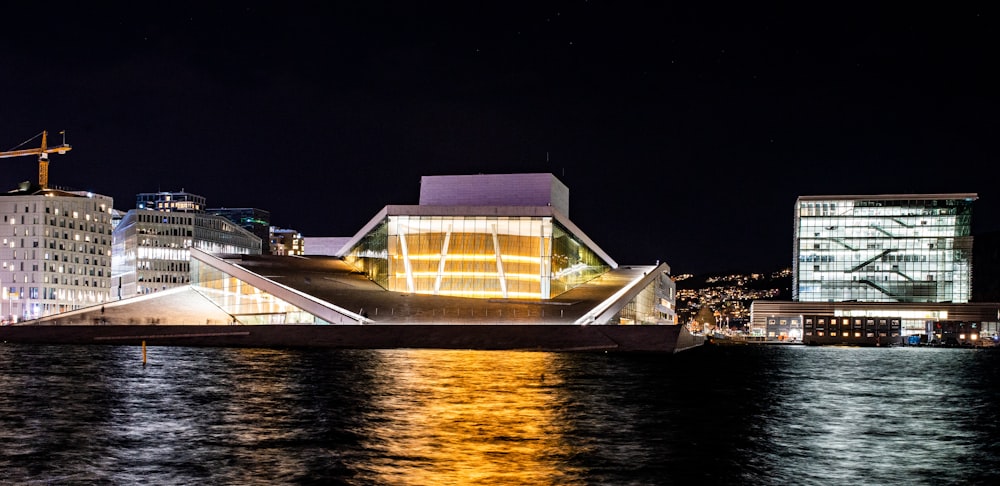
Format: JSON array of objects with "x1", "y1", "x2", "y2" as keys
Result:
[{"x1": 1, "y1": 2, "x2": 996, "y2": 275}]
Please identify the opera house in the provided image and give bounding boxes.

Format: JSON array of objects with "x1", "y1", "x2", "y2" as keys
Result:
[{"x1": 1, "y1": 173, "x2": 702, "y2": 353}]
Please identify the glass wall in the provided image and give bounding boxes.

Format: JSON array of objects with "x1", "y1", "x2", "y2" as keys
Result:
[
  {"x1": 614, "y1": 280, "x2": 658, "y2": 324},
  {"x1": 793, "y1": 197, "x2": 974, "y2": 303},
  {"x1": 611, "y1": 269, "x2": 676, "y2": 325},
  {"x1": 344, "y1": 215, "x2": 610, "y2": 299},
  {"x1": 111, "y1": 209, "x2": 261, "y2": 298},
  {"x1": 550, "y1": 221, "x2": 611, "y2": 296},
  {"x1": 191, "y1": 258, "x2": 327, "y2": 324},
  {"x1": 343, "y1": 220, "x2": 389, "y2": 288}
]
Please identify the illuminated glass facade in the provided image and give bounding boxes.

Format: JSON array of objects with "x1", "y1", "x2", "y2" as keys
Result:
[
  {"x1": 112, "y1": 209, "x2": 262, "y2": 298},
  {"x1": 191, "y1": 257, "x2": 327, "y2": 324},
  {"x1": 793, "y1": 194, "x2": 976, "y2": 303},
  {"x1": 344, "y1": 215, "x2": 611, "y2": 299},
  {"x1": 614, "y1": 270, "x2": 677, "y2": 324}
]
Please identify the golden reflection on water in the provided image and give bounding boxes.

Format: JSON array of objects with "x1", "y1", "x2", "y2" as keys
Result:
[{"x1": 362, "y1": 350, "x2": 583, "y2": 485}]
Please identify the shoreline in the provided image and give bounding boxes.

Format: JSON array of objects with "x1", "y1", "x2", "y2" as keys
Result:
[{"x1": 1, "y1": 323, "x2": 706, "y2": 354}]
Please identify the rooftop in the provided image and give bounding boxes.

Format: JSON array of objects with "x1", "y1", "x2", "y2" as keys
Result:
[{"x1": 28, "y1": 254, "x2": 662, "y2": 326}]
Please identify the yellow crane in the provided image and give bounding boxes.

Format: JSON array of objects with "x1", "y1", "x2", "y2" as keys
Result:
[{"x1": 0, "y1": 130, "x2": 72, "y2": 189}]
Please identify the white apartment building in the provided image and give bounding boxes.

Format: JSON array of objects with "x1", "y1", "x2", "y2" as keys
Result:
[{"x1": 0, "y1": 187, "x2": 114, "y2": 322}]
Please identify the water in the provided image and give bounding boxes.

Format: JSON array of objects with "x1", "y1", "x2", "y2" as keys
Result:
[{"x1": 1, "y1": 343, "x2": 998, "y2": 485}]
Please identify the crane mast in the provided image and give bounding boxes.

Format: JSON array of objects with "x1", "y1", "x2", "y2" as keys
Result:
[{"x1": 0, "y1": 130, "x2": 72, "y2": 189}]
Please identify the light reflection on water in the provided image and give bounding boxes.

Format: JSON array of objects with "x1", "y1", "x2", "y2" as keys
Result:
[
  {"x1": 359, "y1": 351, "x2": 581, "y2": 485},
  {"x1": 1, "y1": 343, "x2": 999, "y2": 485},
  {"x1": 745, "y1": 346, "x2": 1000, "y2": 486}
]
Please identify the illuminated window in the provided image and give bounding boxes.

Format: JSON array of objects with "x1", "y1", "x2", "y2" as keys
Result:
[{"x1": 344, "y1": 215, "x2": 610, "y2": 300}]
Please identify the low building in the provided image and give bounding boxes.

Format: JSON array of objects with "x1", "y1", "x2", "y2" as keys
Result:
[
  {"x1": 751, "y1": 300, "x2": 1000, "y2": 345},
  {"x1": 270, "y1": 227, "x2": 303, "y2": 256}
]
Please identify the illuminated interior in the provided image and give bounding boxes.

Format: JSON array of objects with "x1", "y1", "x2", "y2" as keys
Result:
[
  {"x1": 344, "y1": 215, "x2": 611, "y2": 300},
  {"x1": 112, "y1": 209, "x2": 261, "y2": 298},
  {"x1": 615, "y1": 278, "x2": 665, "y2": 324},
  {"x1": 190, "y1": 257, "x2": 327, "y2": 324},
  {"x1": 794, "y1": 196, "x2": 974, "y2": 303}
]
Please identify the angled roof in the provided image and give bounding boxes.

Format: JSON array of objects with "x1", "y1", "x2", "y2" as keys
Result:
[{"x1": 25, "y1": 252, "x2": 664, "y2": 326}]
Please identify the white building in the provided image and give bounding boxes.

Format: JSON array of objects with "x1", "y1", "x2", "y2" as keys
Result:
[
  {"x1": 112, "y1": 190, "x2": 262, "y2": 299},
  {"x1": 0, "y1": 185, "x2": 114, "y2": 322},
  {"x1": 336, "y1": 173, "x2": 677, "y2": 324}
]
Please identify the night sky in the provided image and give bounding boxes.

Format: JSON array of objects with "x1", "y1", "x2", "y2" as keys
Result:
[{"x1": 1, "y1": 2, "x2": 996, "y2": 275}]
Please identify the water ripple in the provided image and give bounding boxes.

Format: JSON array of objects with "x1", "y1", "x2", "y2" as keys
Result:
[{"x1": 1, "y1": 343, "x2": 998, "y2": 485}]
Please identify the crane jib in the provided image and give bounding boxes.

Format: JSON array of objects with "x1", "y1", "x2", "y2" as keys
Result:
[{"x1": 0, "y1": 130, "x2": 72, "y2": 189}]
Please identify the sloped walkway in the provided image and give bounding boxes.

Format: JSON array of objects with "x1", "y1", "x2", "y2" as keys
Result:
[{"x1": 22, "y1": 255, "x2": 657, "y2": 326}]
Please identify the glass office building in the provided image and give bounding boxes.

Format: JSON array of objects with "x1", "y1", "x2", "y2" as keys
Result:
[
  {"x1": 793, "y1": 194, "x2": 977, "y2": 303},
  {"x1": 751, "y1": 193, "x2": 1000, "y2": 344}
]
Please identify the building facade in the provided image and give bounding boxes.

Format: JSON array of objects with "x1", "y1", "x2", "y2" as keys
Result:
[
  {"x1": 112, "y1": 191, "x2": 262, "y2": 298},
  {"x1": 341, "y1": 174, "x2": 611, "y2": 300},
  {"x1": 794, "y1": 194, "x2": 976, "y2": 303},
  {"x1": 270, "y1": 227, "x2": 303, "y2": 256},
  {"x1": 752, "y1": 193, "x2": 999, "y2": 344},
  {"x1": 136, "y1": 190, "x2": 205, "y2": 212},
  {"x1": 210, "y1": 207, "x2": 271, "y2": 254},
  {"x1": 336, "y1": 173, "x2": 676, "y2": 324},
  {"x1": 0, "y1": 187, "x2": 114, "y2": 322}
]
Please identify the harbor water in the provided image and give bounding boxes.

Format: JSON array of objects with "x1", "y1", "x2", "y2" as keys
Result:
[{"x1": 1, "y1": 342, "x2": 998, "y2": 485}]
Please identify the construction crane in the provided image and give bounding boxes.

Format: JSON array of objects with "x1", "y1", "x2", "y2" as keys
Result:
[{"x1": 0, "y1": 130, "x2": 72, "y2": 189}]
